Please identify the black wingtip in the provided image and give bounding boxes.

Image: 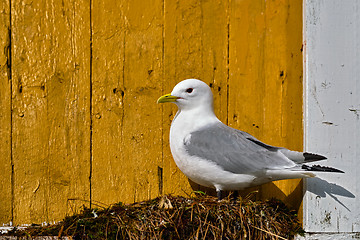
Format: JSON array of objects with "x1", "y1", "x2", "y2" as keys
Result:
[
  {"x1": 302, "y1": 164, "x2": 344, "y2": 173},
  {"x1": 303, "y1": 152, "x2": 327, "y2": 161}
]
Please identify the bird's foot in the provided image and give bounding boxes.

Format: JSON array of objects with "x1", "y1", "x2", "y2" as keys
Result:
[{"x1": 217, "y1": 190, "x2": 223, "y2": 201}]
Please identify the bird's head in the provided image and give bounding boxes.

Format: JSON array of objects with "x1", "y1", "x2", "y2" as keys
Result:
[{"x1": 157, "y1": 79, "x2": 214, "y2": 111}]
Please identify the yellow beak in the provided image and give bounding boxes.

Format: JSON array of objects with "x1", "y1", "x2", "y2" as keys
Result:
[{"x1": 157, "y1": 93, "x2": 179, "y2": 103}]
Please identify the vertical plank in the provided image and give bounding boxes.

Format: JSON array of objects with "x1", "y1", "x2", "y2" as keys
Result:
[
  {"x1": 92, "y1": 0, "x2": 164, "y2": 204},
  {"x1": 91, "y1": 0, "x2": 127, "y2": 205},
  {"x1": 229, "y1": 0, "x2": 303, "y2": 210},
  {"x1": 122, "y1": 0, "x2": 164, "y2": 202},
  {"x1": 11, "y1": 0, "x2": 90, "y2": 224},
  {"x1": 261, "y1": 0, "x2": 304, "y2": 210},
  {"x1": 12, "y1": 0, "x2": 50, "y2": 223},
  {"x1": 201, "y1": 0, "x2": 229, "y2": 124},
  {"x1": 0, "y1": 0, "x2": 12, "y2": 225},
  {"x1": 46, "y1": 0, "x2": 91, "y2": 220},
  {"x1": 163, "y1": 0, "x2": 229, "y2": 196},
  {"x1": 228, "y1": 0, "x2": 266, "y2": 135}
]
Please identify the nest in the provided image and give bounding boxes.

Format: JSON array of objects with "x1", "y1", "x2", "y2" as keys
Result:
[{"x1": 4, "y1": 194, "x2": 303, "y2": 239}]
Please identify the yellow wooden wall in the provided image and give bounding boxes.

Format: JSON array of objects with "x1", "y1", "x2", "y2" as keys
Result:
[{"x1": 0, "y1": 0, "x2": 303, "y2": 225}]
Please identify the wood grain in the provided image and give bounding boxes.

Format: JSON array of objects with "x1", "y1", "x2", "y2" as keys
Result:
[
  {"x1": 91, "y1": 0, "x2": 164, "y2": 204},
  {"x1": 0, "y1": 0, "x2": 12, "y2": 225},
  {"x1": 11, "y1": 0, "x2": 90, "y2": 224}
]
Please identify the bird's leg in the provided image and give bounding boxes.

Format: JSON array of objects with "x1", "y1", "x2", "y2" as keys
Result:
[{"x1": 216, "y1": 190, "x2": 223, "y2": 200}]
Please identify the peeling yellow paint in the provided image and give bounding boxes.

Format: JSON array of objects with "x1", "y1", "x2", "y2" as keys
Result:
[
  {"x1": 0, "y1": 0, "x2": 12, "y2": 225},
  {"x1": 10, "y1": 0, "x2": 91, "y2": 224}
]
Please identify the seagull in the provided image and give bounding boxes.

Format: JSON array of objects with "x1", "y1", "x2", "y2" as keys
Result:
[{"x1": 157, "y1": 79, "x2": 343, "y2": 199}]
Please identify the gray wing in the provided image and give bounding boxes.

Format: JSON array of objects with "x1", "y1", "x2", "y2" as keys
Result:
[{"x1": 183, "y1": 123, "x2": 296, "y2": 174}]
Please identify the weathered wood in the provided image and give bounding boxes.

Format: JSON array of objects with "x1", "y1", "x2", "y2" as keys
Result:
[
  {"x1": 121, "y1": 0, "x2": 164, "y2": 203},
  {"x1": 91, "y1": 0, "x2": 127, "y2": 207},
  {"x1": 200, "y1": 0, "x2": 229, "y2": 124},
  {"x1": 91, "y1": 0, "x2": 126, "y2": 206},
  {"x1": 91, "y1": 0, "x2": 164, "y2": 204},
  {"x1": 261, "y1": 0, "x2": 304, "y2": 212},
  {"x1": 228, "y1": 0, "x2": 303, "y2": 211},
  {"x1": 0, "y1": 0, "x2": 12, "y2": 225},
  {"x1": 11, "y1": 0, "x2": 90, "y2": 224}
]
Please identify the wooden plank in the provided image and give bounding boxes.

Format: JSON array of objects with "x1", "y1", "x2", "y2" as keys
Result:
[
  {"x1": 228, "y1": 0, "x2": 303, "y2": 210},
  {"x1": 228, "y1": 0, "x2": 266, "y2": 137},
  {"x1": 163, "y1": 0, "x2": 229, "y2": 196},
  {"x1": 11, "y1": 0, "x2": 90, "y2": 224},
  {"x1": 261, "y1": 0, "x2": 304, "y2": 211},
  {"x1": 122, "y1": 0, "x2": 163, "y2": 202},
  {"x1": 201, "y1": 0, "x2": 229, "y2": 124},
  {"x1": 91, "y1": 0, "x2": 164, "y2": 204},
  {"x1": 91, "y1": 0, "x2": 127, "y2": 206},
  {"x1": 0, "y1": 0, "x2": 12, "y2": 225}
]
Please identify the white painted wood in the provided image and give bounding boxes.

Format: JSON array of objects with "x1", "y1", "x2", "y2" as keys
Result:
[
  {"x1": 297, "y1": 233, "x2": 360, "y2": 240},
  {"x1": 303, "y1": 0, "x2": 360, "y2": 236}
]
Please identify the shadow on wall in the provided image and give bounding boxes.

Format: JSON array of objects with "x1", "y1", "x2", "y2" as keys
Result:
[{"x1": 306, "y1": 177, "x2": 355, "y2": 212}]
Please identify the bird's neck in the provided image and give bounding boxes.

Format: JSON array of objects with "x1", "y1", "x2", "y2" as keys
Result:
[{"x1": 171, "y1": 107, "x2": 220, "y2": 134}]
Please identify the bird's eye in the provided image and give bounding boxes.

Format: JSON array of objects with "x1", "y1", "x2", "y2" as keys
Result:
[{"x1": 186, "y1": 88, "x2": 193, "y2": 93}]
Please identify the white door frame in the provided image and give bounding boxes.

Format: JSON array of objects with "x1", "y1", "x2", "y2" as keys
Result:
[{"x1": 302, "y1": 0, "x2": 360, "y2": 238}]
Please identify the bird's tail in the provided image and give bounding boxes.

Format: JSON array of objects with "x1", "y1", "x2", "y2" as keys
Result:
[
  {"x1": 301, "y1": 164, "x2": 344, "y2": 173},
  {"x1": 279, "y1": 149, "x2": 327, "y2": 163}
]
